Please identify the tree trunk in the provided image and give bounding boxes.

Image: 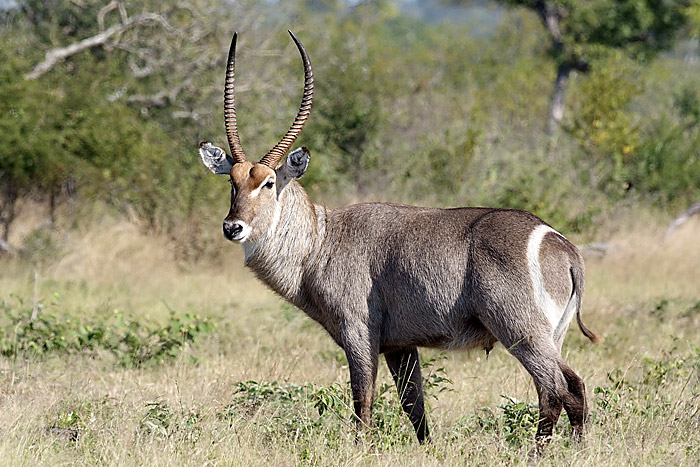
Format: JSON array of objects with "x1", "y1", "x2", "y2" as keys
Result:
[
  {"x1": 0, "y1": 187, "x2": 18, "y2": 253},
  {"x1": 48, "y1": 188, "x2": 58, "y2": 225},
  {"x1": 531, "y1": 2, "x2": 589, "y2": 136},
  {"x1": 546, "y1": 61, "x2": 589, "y2": 136},
  {"x1": 546, "y1": 63, "x2": 572, "y2": 135}
]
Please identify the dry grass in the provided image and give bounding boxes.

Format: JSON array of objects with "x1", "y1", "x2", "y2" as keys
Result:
[{"x1": 1, "y1": 213, "x2": 699, "y2": 466}]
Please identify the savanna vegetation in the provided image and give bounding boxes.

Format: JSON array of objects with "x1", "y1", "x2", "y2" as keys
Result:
[{"x1": 1, "y1": 0, "x2": 699, "y2": 465}]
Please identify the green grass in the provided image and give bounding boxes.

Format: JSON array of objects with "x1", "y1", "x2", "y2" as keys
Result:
[{"x1": 1, "y1": 216, "x2": 699, "y2": 465}]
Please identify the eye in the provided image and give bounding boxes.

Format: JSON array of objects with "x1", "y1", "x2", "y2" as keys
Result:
[{"x1": 264, "y1": 179, "x2": 275, "y2": 189}]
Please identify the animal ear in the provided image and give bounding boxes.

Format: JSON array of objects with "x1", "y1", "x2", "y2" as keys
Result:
[
  {"x1": 277, "y1": 147, "x2": 310, "y2": 189},
  {"x1": 199, "y1": 141, "x2": 234, "y2": 175}
]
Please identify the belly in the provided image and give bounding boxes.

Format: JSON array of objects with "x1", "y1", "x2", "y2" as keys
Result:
[{"x1": 379, "y1": 307, "x2": 496, "y2": 351}]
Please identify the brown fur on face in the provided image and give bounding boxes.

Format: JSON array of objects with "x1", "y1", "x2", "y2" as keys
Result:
[{"x1": 225, "y1": 162, "x2": 278, "y2": 242}]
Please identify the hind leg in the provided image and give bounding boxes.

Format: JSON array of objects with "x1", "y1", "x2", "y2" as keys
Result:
[
  {"x1": 507, "y1": 339, "x2": 588, "y2": 445},
  {"x1": 559, "y1": 362, "x2": 588, "y2": 440},
  {"x1": 478, "y1": 320, "x2": 579, "y2": 446},
  {"x1": 504, "y1": 338, "x2": 570, "y2": 445}
]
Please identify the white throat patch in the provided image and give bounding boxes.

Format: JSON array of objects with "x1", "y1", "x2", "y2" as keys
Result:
[{"x1": 242, "y1": 202, "x2": 281, "y2": 263}]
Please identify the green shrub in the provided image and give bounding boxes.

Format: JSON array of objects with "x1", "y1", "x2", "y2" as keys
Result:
[
  {"x1": 421, "y1": 352, "x2": 455, "y2": 399},
  {"x1": 594, "y1": 344, "x2": 700, "y2": 422},
  {"x1": 630, "y1": 111, "x2": 700, "y2": 207},
  {"x1": 566, "y1": 52, "x2": 644, "y2": 194},
  {"x1": 499, "y1": 395, "x2": 540, "y2": 446},
  {"x1": 224, "y1": 378, "x2": 428, "y2": 449},
  {"x1": 139, "y1": 401, "x2": 202, "y2": 445},
  {"x1": 0, "y1": 297, "x2": 216, "y2": 366}
]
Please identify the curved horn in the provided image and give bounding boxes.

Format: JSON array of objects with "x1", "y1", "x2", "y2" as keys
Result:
[
  {"x1": 224, "y1": 32, "x2": 247, "y2": 163},
  {"x1": 259, "y1": 30, "x2": 314, "y2": 168}
]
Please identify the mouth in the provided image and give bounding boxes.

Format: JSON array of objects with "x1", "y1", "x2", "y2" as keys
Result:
[
  {"x1": 223, "y1": 221, "x2": 252, "y2": 243},
  {"x1": 228, "y1": 233, "x2": 248, "y2": 243}
]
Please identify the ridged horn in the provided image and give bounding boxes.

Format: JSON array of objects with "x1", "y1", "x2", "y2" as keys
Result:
[
  {"x1": 258, "y1": 30, "x2": 314, "y2": 168},
  {"x1": 224, "y1": 32, "x2": 247, "y2": 164}
]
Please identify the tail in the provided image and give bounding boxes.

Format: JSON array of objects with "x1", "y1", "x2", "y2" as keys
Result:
[{"x1": 570, "y1": 263, "x2": 601, "y2": 344}]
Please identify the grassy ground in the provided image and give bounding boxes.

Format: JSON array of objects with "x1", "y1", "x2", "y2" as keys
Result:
[{"x1": 0, "y1": 212, "x2": 699, "y2": 466}]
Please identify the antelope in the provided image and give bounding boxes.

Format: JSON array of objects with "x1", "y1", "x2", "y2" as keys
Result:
[{"x1": 198, "y1": 31, "x2": 599, "y2": 446}]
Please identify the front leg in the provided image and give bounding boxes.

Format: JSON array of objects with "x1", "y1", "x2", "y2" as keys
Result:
[
  {"x1": 342, "y1": 326, "x2": 379, "y2": 437},
  {"x1": 384, "y1": 347, "x2": 430, "y2": 443}
]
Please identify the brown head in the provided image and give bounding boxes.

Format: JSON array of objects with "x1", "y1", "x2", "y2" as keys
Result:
[{"x1": 198, "y1": 31, "x2": 313, "y2": 243}]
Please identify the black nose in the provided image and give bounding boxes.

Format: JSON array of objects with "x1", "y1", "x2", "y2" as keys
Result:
[{"x1": 223, "y1": 220, "x2": 243, "y2": 240}]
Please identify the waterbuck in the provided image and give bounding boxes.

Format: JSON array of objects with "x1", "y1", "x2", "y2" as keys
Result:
[{"x1": 198, "y1": 31, "x2": 599, "y2": 446}]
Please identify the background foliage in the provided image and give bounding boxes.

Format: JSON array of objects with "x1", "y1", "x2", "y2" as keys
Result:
[
  {"x1": 1, "y1": 0, "x2": 699, "y2": 254},
  {"x1": 1, "y1": 2, "x2": 699, "y2": 464}
]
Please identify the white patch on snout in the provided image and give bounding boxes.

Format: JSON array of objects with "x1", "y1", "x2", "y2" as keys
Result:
[
  {"x1": 230, "y1": 220, "x2": 252, "y2": 243},
  {"x1": 526, "y1": 225, "x2": 568, "y2": 335},
  {"x1": 249, "y1": 176, "x2": 275, "y2": 198}
]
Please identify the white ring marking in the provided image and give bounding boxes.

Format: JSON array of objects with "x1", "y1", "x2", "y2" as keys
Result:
[{"x1": 526, "y1": 224, "x2": 566, "y2": 334}]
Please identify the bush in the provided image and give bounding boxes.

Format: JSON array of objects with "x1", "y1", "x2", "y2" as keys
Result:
[
  {"x1": 221, "y1": 356, "x2": 455, "y2": 450},
  {"x1": 0, "y1": 296, "x2": 216, "y2": 367},
  {"x1": 628, "y1": 86, "x2": 700, "y2": 207},
  {"x1": 566, "y1": 52, "x2": 644, "y2": 194}
]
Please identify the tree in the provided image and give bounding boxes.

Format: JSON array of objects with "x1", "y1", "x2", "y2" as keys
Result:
[
  {"x1": 0, "y1": 34, "x2": 174, "y2": 251},
  {"x1": 513, "y1": 0, "x2": 696, "y2": 133},
  {"x1": 0, "y1": 45, "x2": 73, "y2": 251},
  {"x1": 447, "y1": 0, "x2": 695, "y2": 133},
  {"x1": 0, "y1": 2, "x2": 187, "y2": 251},
  {"x1": 299, "y1": 0, "x2": 399, "y2": 194}
]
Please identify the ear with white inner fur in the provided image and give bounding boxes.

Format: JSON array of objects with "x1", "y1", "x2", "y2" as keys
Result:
[
  {"x1": 199, "y1": 141, "x2": 234, "y2": 175},
  {"x1": 276, "y1": 146, "x2": 310, "y2": 189}
]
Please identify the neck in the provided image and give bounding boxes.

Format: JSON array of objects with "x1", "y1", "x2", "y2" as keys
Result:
[{"x1": 242, "y1": 181, "x2": 325, "y2": 301}]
